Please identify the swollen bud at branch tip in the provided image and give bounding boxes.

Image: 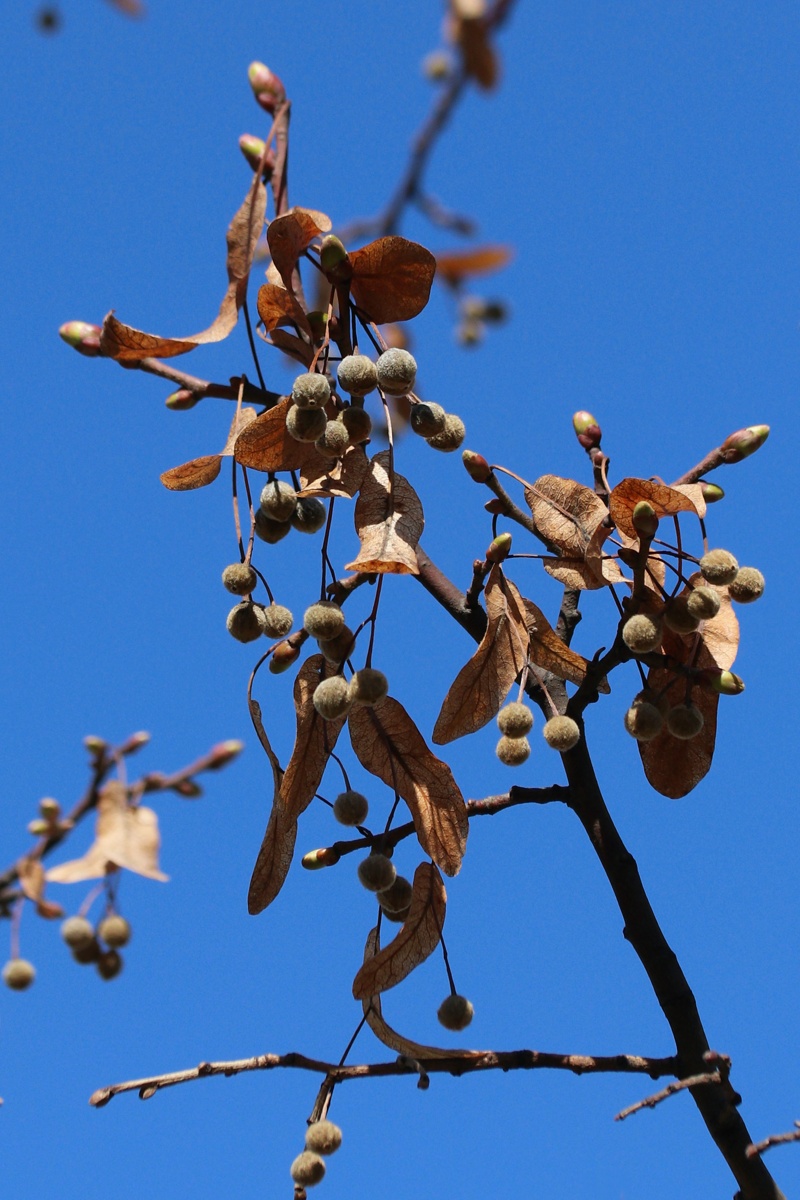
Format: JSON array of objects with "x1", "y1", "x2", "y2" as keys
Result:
[
  {"x1": 319, "y1": 234, "x2": 351, "y2": 281},
  {"x1": 247, "y1": 62, "x2": 285, "y2": 112},
  {"x1": 700, "y1": 481, "x2": 725, "y2": 504},
  {"x1": 572, "y1": 410, "x2": 602, "y2": 450},
  {"x1": 238, "y1": 133, "x2": 267, "y2": 171},
  {"x1": 268, "y1": 639, "x2": 301, "y2": 674},
  {"x1": 59, "y1": 320, "x2": 102, "y2": 356},
  {"x1": 301, "y1": 847, "x2": 341, "y2": 870},
  {"x1": 83, "y1": 735, "x2": 106, "y2": 756},
  {"x1": 165, "y1": 389, "x2": 200, "y2": 411},
  {"x1": 122, "y1": 731, "x2": 151, "y2": 755},
  {"x1": 486, "y1": 532, "x2": 512, "y2": 563},
  {"x1": 721, "y1": 425, "x2": 770, "y2": 464},
  {"x1": 462, "y1": 450, "x2": 492, "y2": 482},
  {"x1": 207, "y1": 740, "x2": 244, "y2": 769},
  {"x1": 631, "y1": 501, "x2": 659, "y2": 538},
  {"x1": 703, "y1": 669, "x2": 746, "y2": 696}
]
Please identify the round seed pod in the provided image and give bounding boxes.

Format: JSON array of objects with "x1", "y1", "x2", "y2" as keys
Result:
[
  {"x1": 497, "y1": 702, "x2": 533, "y2": 738},
  {"x1": 61, "y1": 915, "x2": 95, "y2": 949},
  {"x1": 437, "y1": 994, "x2": 474, "y2": 1031},
  {"x1": 291, "y1": 496, "x2": 327, "y2": 534},
  {"x1": 222, "y1": 562, "x2": 257, "y2": 596},
  {"x1": 315, "y1": 420, "x2": 350, "y2": 458},
  {"x1": 259, "y1": 479, "x2": 297, "y2": 523},
  {"x1": 341, "y1": 406, "x2": 373, "y2": 444},
  {"x1": 290, "y1": 1151, "x2": 326, "y2": 1187},
  {"x1": 376, "y1": 348, "x2": 417, "y2": 395},
  {"x1": 97, "y1": 915, "x2": 131, "y2": 948},
  {"x1": 337, "y1": 354, "x2": 378, "y2": 397},
  {"x1": 357, "y1": 853, "x2": 396, "y2": 893},
  {"x1": 304, "y1": 601, "x2": 345, "y2": 640},
  {"x1": 378, "y1": 875, "x2": 414, "y2": 915},
  {"x1": 72, "y1": 938, "x2": 101, "y2": 965},
  {"x1": 381, "y1": 902, "x2": 411, "y2": 923},
  {"x1": 623, "y1": 701, "x2": 664, "y2": 741},
  {"x1": 312, "y1": 676, "x2": 352, "y2": 721},
  {"x1": 622, "y1": 613, "x2": 663, "y2": 655},
  {"x1": 699, "y1": 549, "x2": 739, "y2": 585},
  {"x1": 226, "y1": 601, "x2": 268, "y2": 643},
  {"x1": 663, "y1": 596, "x2": 700, "y2": 635},
  {"x1": 666, "y1": 704, "x2": 704, "y2": 740},
  {"x1": 305, "y1": 1120, "x2": 343, "y2": 1156},
  {"x1": 254, "y1": 510, "x2": 292, "y2": 545},
  {"x1": 285, "y1": 405, "x2": 327, "y2": 443},
  {"x1": 496, "y1": 735, "x2": 530, "y2": 767},
  {"x1": 426, "y1": 413, "x2": 466, "y2": 452},
  {"x1": 333, "y1": 790, "x2": 369, "y2": 826},
  {"x1": 728, "y1": 567, "x2": 765, "y2": 604},
  {"x1": 318, "y1": 625, "x2": 356, "y2": 666},
  {"x1": 410, "y1": 402, "x2": 446, "y2": 438},
  {"x1": 542, "y1": 716, "x2": 581, "y2": 751},
  {"x1": 348, "y1": 668, "x2": 389, "y2": 707},
  {"x1": 97, "y1": 949, "x2": 123, "y2": 980},
  {"x1": 261, "y1": 604, "x2": 294, "y2": 639},
  {"x1": 2, "y1": 958, "x2": 36, "y2": 990},
  {"x1": 291, "y1": 373, "x2": 331, "y2": 410},
  {"x1": 686, "y1": 585, "x2": 721, "y2": 621},
  {"x1": 633, "y1": 688, "x2": 670, "y2": 716}
]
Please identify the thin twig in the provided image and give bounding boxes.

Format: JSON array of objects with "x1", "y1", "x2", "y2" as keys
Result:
[
  {"x1": 616, "y1": 1070, "x2": 725, "y2": 1122},
  {"x1": 747, "y1": 1124, "x2": 800, "y2": 1160}
]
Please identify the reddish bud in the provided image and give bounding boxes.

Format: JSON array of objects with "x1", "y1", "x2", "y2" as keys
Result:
[
  {"x1": 301, "y1": 847, "x2": 341, "y2": 870},
  {"x1": 483, "y1": 498, "x2": 505, "y2": 514},
  {"x1": 165, "y1": 389, "x2": 201, "y2": 411},
  {"x1": 462, "y1": 450, "x2": 492, "y2": 482},
  {"x1": 572, "y1": 410, "x2": 602, "y2": 450},
  {"x1": 631, "y1": 501, "x2": 659, "y2": 538},
  {"x1": 268, "y1": 639, "x2": 301, "y2": 674},
  {"x1": 721, "y1": 425, "x2": 770, "y2": 464},
  {"x1": 700, "y1": 482, "x2": 725, "y2": 504},
  {"x1": 172, "y1": 779, "x2": 203, "y2": 798},
  {"x1": 247, "y1": 62, "x2": 285, "y2": 110},
  {"x1": 206, "y1": 740, "x2": 244, "y2": 770},
  {"x1": 486, "y1": 532, "x2": 512, "y2": 563},
  {"x1": 238, "y1": 133, "x2": 272, "y2": 173},
  {"x1": 120, "y1": 731, "x2": 150, "y2": 755},
  {"x1": 59, "y1": 320, "x2": 102, "y2": 357}
]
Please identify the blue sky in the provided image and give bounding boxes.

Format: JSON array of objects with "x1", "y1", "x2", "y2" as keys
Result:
[{"x1": 1, "y1": 2, "x2": 798, "y2": 1197}]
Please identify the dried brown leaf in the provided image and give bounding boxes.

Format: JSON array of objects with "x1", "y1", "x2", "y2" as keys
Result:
[
  {"x1": 349, "y1": 697, "x2": 468, "y2": 875},
  {"x1": 220, "y1": 406, "x2": 257, "y2": 455},
  {"x1": 671, "y1": 483, "x2": 707, "y2": 521},
  {"x1": 47, "y1": 782, "x2": 168, "y2": 883},
  {"x1": 520, "y1": 596, "x2": 610, "y2": 691},
  {"x1": 267, "y1": 328, "x2": 314, "y2": 366},
  {"x1": 256, "y1": 283, "x2": 313, "y2": 338},
  {"x1": 160, "y1": 454, "x2": 223, "y2": 492},
  {"x1": 234, "y1": 397, "x2": 330, "y2": 474},
  {"x1": 433, "y1": 565, "x2": 528, "y2": 744},
  {"x1": 638, "y1": 633, "x2": 719, "y2": 799},
  {"x1": 456, "y1": 16, "x2": 498, "y2": 90},
  {"x1": 352, "y1": 863, "x2": 446, "y2": 999},
  {"x1": 526, "y1": 475, "x2": 609, "y2": 559},
  {"x1": 17, "y1": 856, "x2": 46, "y2": 903},
  {"x1": 299, "y1": 445, "x2": 370, "y2": 500},
  {"x1": 435, "y1": 245, "x2": 512, "y2": 286},
  {"x1": 281, "y1": 655, "x2": 347, "y2": 819},
  {"x1": 35, "y1": 898, "x2": 65, "y2": 920},
  {"x1": 697, "y1": 585, "x2": 739, "y2": 671},
  {"x1": 350, "y1": 237, "x2": 436, "y2": 324},
  {"x1": 247, "y1": 699, "x2": 297, "y2": 915},
  {"x1": 100, "y1": 180, "x2": 267, "y2": 362},
  {"x1": 541, "y1": 555, "x2": 626, "y2": 591},
  {"x1": 345, "y1": 450, "x2": 424, "y2": 575},
  {"x1": 361, "y1": 928, "x2": 461, "y2": 1058},
  {"x1": 609, "y1": 478, "x2": 699, "y2": 540},
  {"x1": 267, "y1": 208, "x2": 332, "y2": 294}
]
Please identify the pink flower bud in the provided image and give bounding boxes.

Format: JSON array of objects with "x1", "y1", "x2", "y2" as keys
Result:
[
  {"x1": 461, "y1": 450, "x2": 492, "y2": 482},
  {"x1": 721, "y1": 425, "x2": 770, "y2": 464},
  {"x1": 59, "y1": 321, "x2": 102, "y2": 357},
  {"x1": 572, "y1": 410, "x2": 602, "y2": 450}
]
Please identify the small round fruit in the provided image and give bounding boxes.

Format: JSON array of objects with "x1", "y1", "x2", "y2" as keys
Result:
[
  {"x1": 623, "y1": 701, "x2": 664, "y2": 741},
  {"x1": 542, "y1": 715, "x2": 581, "y2": 751},
  {"x1": 728, "y1": 567, "x2": 765, "y2": 604},
  {"x1": 72, "y1": 938, "x2": 101, "y2": 965},
  {"x1": 3, "y1": 959, "x2": 36, "y2": 991},
  {"x1": 312, "y1": 676, "x2": 352, "y2": 721},
  {"x1": 663, "y1": 596, "x2": 700, "y2": 635},
  {"x1": 39, "y1": 797, "x2": 61, "y2": 819},
  {"x1": 97, "y1": 949, "x2": 123, "y2": 980},
  {"x1": 305, "y1": 1120, "x2": 343, "y2": 1156},
  {"x1": 381, "y1": 902, "x2": 411, "y2": 923},
  {"x1": 409, "y1": 402, "x2": 446, "y2": 438},
  {"x1": 222, "y1": 562, "x2": 257, "y2": 596},
  {"x1": 285, "y1": 404, "x2": 327, "y2": 443},
  {"x1": 337, "y1": 354, "x2": 378, "y2": 396},
  {"x1": 333, "y1": 790, "x2": 369, "y2": 826},
  {"x1": 340, "y1": 406, "x2": 373, "y2": 444},
  {"x1": 378, "y1": 875, "x2": 413, "y2": 915},
  {"x1": 357, "y1": 853, "x2": 396, "y2": 893},
  {"x1": 699, "y1": 549, "x2": 739, "y2": 586},
  {"x1": 376, "y1": 348, "x2": 417, "y2": 395},
  {"x1": 259, "y1": 480, "x2": 297, "y2": 522},
  {"x1": 291, "y1": 373, "x2": 331, "y2": 410},
  {"x1": 622, "y1": 613, "x2": 663, "y2": 655},
  {"x1": 304, "y1": 601, "x2": 345, "y2": 640},
  {"x1": 666, "y1": 704, "x2": 704, "y2": 740},
  {"x1": 253, "y1": 509, "x2": 292, "y2": 544},
  {"x1": 315, "y1": 420, "x2": 350, "y2": 458},
  {"x1": 437, "y1": 994, "x2": 474, "y2": 1031},
  {"x1": 318, "y1": 625, "x2": 356, "y2": 666},
  {"x1": 685, "y1": 585, "x2": 721, "y2": 621},
  {"x1": 261, "y1": 604, "x2": 294, "y2": 639},
  {"x1": 97, "y1": 915, "x2": 131, "y2": 949},
  {"x1": 291, "y1": 496, "x2": 327, "y2": 534},
  {"x1": 497, "y1": 702, "x2": 533, "y2": 738},
  {"x1": 496, "y1": 735, "x2": 530, "y2": 767},
  {"x1": 290, "y1": 1151, "x2": 326, "y2": 1187},
  {"x1": 426, "y1": 414, "x2": 466, "y2": 452},
  {"x1": 348, "y1": 668, "x2": 389, "y2": 706},
  {"x1": 61, "y1": 915, "x2": 95, "y2": 949},
  {"x1": 226, "y1": 601, "x2": 267, "y2": 643}
]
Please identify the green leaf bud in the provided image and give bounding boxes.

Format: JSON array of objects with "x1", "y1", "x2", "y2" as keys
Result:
[
  {"x1": 728, "y1": 567, "x2": 765, "y2": 604},
  {"x1": 319, "y1": 235, "x2": 352, "y2": 281},
  {"x1": 542, "y1": 715, "x2": 581, "y2": 751},
  {"x1": 165, "y1": 388, "x2": 201, "y2": 411},
  {"x1": 59, "y1": 320, "x2": 102, "y2": 356},
  {"x1": 700, "y1": 481, "x2": 725, "y2": 504},
  {"x1": 238, "y1": 133, "x2": 268, "y2": 171},
  {"x1": 206, "y1": 740, "x2": 244, "y2": 769},
  {"x1": 301, "y1": 847, "x2": 341, "y2": 870},
  {"x1": 632, "y1": 501, "x2": 659, "y2": 538},
  {"x1": 572, "y1": 411, "x2": 602, "y2": 449},
  {"x1": 721, "y1": 424, "x2": 770, "y2": 463},
  {"x1": 376, "y1": 348, "x2": 417, "y2": 396},
  {"x1": 705, "y1": 670, "x2": 745, "y2": 696},
  {"x1": 422, "y1": 49, "x2": 453, "y2": 81},
  {"x1": 486, "y1": 532, "x2": 512, "y2": 564},
  {"x1": 28, "y1": 818, "x2": 50, "y2": 836},
  {"x1": 437, "y1": 994, "x2": 474, "y2": 1031},
  {"x1": 222, "y1": 562, "x2": 257, "y2": 595}
]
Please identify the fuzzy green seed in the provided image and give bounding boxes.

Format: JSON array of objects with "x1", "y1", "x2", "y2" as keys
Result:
[
  {"x1": 409, "y1": 402, "x2": 446, "y2": 438},
  {"x1": 261, "y1": 604, "x2": 293, "y2": 639},
  {"x1": 376, "y1": 348, "x2": 417, "y2": 395},
  {"x1": 285, "y1": 405, "x2": 328, "y2": 443},
  {"x1": 663, "y1": 596, "x2": 700, "y2": 635},
  {"x1": 290, "y1": 1151, "x2": 326, "y2": 1187},
  {"x1": 291, "y1": 496, "x2": 327, "y2": 534},
  {"x1": 378, "y1": 875, "x2": 414, "y2": 915},
  {"x1": 254, "y1": 510, "x2": 292, "y2": 545},
  {"x1": 226, "y1": 602, "x2": 268, "y2": 643},
  {"x1": 318, "y1": 626, "x2": 356, "y2": 666},
  {"x1": 3, "y1": 959, "x2": 36, "y2": 990},
  {"x1": 315, "y1": 420, "x2": 350, "y2": 458},
  {"x1": 98, "y1": 915, "x2": 131, "y2": 949},
  {"x1": 623, "y1": 701, "x2": 664, "y2": 741},
  {"x1": 61, "y1": 915, "x2": 95, "y2": 949},
  {"x1": 340, "y1": 406, "x2": 373, "y2": 444},
  {"x1": 686, "y1": 586, "x2": 721, "y2": 621}
]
